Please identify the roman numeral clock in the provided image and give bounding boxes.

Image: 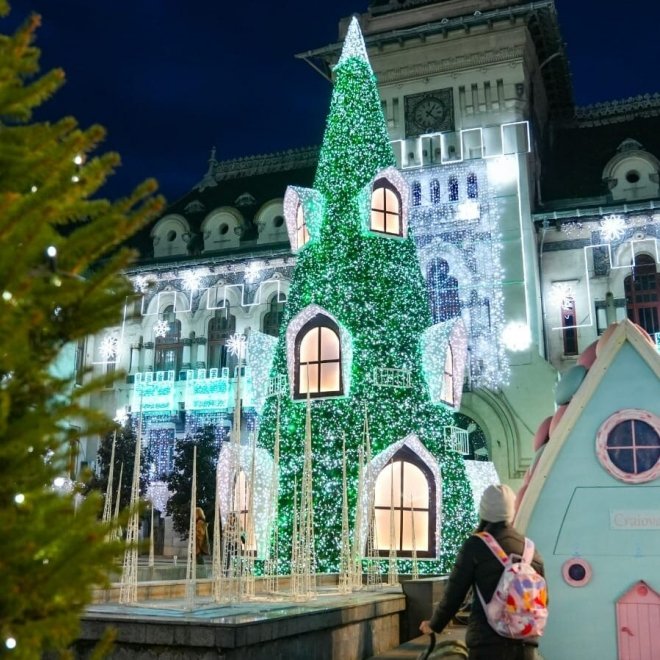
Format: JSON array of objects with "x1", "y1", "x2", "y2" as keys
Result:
[{"x1": 404, "y1": 89, "x2": 454, "y2": 137}]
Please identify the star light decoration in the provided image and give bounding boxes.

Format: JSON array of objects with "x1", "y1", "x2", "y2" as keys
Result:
[
  {"x1": 114, "y1": 407, "x2": 129, "y2": 425},
  {"x1": 501, "y1": 321, "x2": 532, "y2": 352},
  {"x1": 153, "y1": 319, "x2": 170, "y2": 339},
  {"x1": 549, "y1": 281, "x2": 575, "y2": 309},
  {"x1": 133, "y1": 274, "x2": 156, "y2": 293},
  {"x1": 227, "y1": 333, "x2": 247, "y2": 359},
  {"x1": 98, "y1": 332, "x2": 119, "y2": 361},
  {"x1": 600, "y1": 214, "x2": 627, "y2": 242}
]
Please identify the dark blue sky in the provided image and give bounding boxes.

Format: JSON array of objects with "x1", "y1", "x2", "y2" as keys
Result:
[{"x1": 6, "y1": 1, "x2": 660, "y2": 203}]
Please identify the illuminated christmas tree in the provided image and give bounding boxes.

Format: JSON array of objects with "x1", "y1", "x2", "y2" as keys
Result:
[
  {"x1": 258, "y1": 18, "x2": 475, "y2": 574},
  {"x1": 0, "y1": 4, "x2": 163, "y2": 656}
]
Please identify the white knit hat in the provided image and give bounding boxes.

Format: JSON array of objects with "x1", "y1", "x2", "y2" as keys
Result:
[{"x1": 479, "y1": 484, "x2": 516, "y2": 523}]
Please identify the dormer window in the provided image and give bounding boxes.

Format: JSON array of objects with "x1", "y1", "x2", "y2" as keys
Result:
[
  {"x1": 296, "y1": 205, "x2": 310, "y2": 249},
  {"x1": 370, "y1": 180, "x2": 402, "y2": 236},
  {"x1": 295, "y1": 316, "x2": 342, "y2": 399}
]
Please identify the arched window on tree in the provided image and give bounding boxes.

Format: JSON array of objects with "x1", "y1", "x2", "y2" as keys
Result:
[
  {"x1": 442, "y1": 343, "x2": 454, "y2": 407},
  {"x1": 208, "y1": 305, "x2": 236, "y2": 374},
  {"x1": 625, "y1": 254, "x2": 660, "y2": 335},
  {"x1": 296, "y1": 204, "x2": 310, "y2": 249},
  {"x1": 262, "y1": 293, "x2": 287, "y2": 338},
  {"x1": 426, "y1": 258, "x2": 462, "y2": 323},
  {"x1": 371, "y1": 179, "x2": 402, "y2": 236},
  {"x1": 467, "y1": 172, "x2": 478, "y2": 199},
  {"x1": 233, "y1": 469, "x2": 255, "y2": 552},
  {"x1": 448, "y1": 176, "x2": 459, "y2": 202},
  {"x1": 295, "y1": 316, "x2": 342, "y2": 399},
  {"x1": 154, "y1": 305, "x2": 182, "y2": 373},
  {"x1": 373, "y1": 447, "x2": 435, "y2": 558},
  {"x1": 430, "y1": 179, "x2": 441, "y2": 205}
]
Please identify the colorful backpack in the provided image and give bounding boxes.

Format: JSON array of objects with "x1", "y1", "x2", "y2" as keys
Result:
[{"x1": 475, "y1": 532, "x2": 548, "y2": 639}]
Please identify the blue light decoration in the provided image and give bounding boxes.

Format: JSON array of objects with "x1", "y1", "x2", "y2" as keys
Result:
[{"x1": 132, "y1": 372, "x2": 175, "y2": 412}]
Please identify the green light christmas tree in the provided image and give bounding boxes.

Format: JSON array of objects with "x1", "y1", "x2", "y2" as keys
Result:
[{"x1": 258, "y1": 18, "x2": 475, "y2": 574}]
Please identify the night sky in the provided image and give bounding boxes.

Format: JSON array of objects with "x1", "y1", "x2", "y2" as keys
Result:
[{"x1": 5, "y1": 1, "x2": 660, "y2": 203}]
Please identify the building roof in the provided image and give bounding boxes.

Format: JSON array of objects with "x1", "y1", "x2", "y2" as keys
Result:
[
  {"x1": 540, "y1": 96, "x2": 660, "y2": 207},
  {"x1": 127, "y1": 147, "x2": 317, "y2": 264}
]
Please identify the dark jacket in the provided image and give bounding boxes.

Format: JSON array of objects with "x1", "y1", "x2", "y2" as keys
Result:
[{"x1": 429, "y1": 521, "x2": 545, "y2": 649}]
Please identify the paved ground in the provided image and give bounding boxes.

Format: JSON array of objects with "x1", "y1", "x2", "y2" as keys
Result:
[{"x1": 368, "y1": 626, "x2": 467, "y2": 659}]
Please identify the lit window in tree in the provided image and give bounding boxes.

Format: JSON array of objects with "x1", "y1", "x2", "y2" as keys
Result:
[
  {"x1": 295, "y1": 316, "x2": 342, "y2": 398},
  {"x1": 442, "y1": 343, "x2": 454, "y2": 407},
  {"x1": 624, "y1": 254, "x2": 660, "y2": 335},
  {"x1": 467, "y1": 172, "x2": 478, "y2": 199},
  {"x1": 233, "y1": 469, "x2": 255, "y2": 551},
  {"x1": 430, "y1": 179, "x2": 441, "y2": 205},
  {"x1": 154, "y1": 305, "x2": 182, "y2": 373},
  {"x1": 262, "y1": 293, "x2": 287, "y2": 338},
  {"x1": 208, "y1": 304, "x2": 236, "y2": 374},
  {"x1": 411, "y1": 181, "x2": 422, "y2": 207},
  {"x1": 448, "y1": 176, "x2": 459, "y2": 202},
  {"x1": 373, "y1": 448, "x2": 435, "y2": 557},
  {"x1": 371, "y1": 180, "x2": 402, "y2": 236},
  {"x1": 597, "y1": 410, "x2": 660, "y2": 483},
  {"x1": 296, "y1": 204, "x2": 310, "y2": 249}
]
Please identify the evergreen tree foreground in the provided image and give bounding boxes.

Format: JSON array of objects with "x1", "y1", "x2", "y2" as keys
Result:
[{"x1": 0, "y1": 3, "x2": 164, "y2": 657}]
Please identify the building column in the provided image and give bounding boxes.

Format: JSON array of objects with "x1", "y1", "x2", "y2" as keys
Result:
[
  {"x1": 143, "y1": 341, "x2": 155, "y2": 371},
  {"x1": 181, "y1": 337, "x2": 192, "y2": 370},
  {"x1": 194, "y1": 336, "x2": 207, "y2": 369}
]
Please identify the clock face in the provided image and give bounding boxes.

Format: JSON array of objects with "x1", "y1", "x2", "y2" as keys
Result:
[
  {"x1": 412, "y1": 97, "x2": 447, "y2": 134},
  {"x1": 405, "y1": 89, "x2": 454, "y2": 137}
]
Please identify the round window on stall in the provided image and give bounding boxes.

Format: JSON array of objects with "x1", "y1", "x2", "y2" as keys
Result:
[{"x1": 562, "y1": 558, "x2": 592, "y2": 587}]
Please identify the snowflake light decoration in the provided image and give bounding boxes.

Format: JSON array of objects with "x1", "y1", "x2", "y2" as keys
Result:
[
  {"x1": 114, "y1": 407, "x2": 129, "y2": 425},
  {"x1": 600, "y1": 214, "x2": 627, "y2": 242},
  {"x1": 98, "y1": 333, "x2": 119, "y2": 360},
  {"x1": 153, "y1": 319, "x2": 170, "y2": 338},
  {"x1": 549, "y1": 282, "x2": 575, "y2": 309},
  {"x1": 133, "y1": 274, "x2": 156, "y2": 293},
  {"x1": 226, "y1": 333, "x2": 247, "y2": 359},
  {"x1": 181, "y1": 269, "x2": 202, "y2": 291},
  {"x1": 244, "y1": 261, "x2": 263, "y2": 284},
  {"x1": 501, "y1": 321, "x2": 532, "y2": 352}
]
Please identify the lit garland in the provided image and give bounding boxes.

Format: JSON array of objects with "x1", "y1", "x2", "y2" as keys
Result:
[
  {"x1": 216, "y1": 442, "x2": 275, "y2": 557},
  {"x1": 247, "y1": 331, "x2": 278, "y2": 414},
  {"x1": 463, "y1": 460, "x2": 500, "y2": 518},
  {"x1": 258, "y1": 18, "x2": 476, "y2": 574},
  {"x1": 406, "y1": 157, "x2": 509, "y2": 389}
]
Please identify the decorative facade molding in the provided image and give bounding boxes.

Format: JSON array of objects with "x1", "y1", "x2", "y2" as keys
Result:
[
  {"x1": 576, "y1": 94, "x2": 660, "y2": 126},
  {"x1": 212, "y1": 147, "x2": 320, "y2": 181},
  {"x1": 376, "y1": 46, "x2": 524, "y2": 85}
]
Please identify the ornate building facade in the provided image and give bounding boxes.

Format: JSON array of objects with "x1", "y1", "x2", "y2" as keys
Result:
[{"x1": 75, "y1": 0, "x2": 660, "y2": 517}]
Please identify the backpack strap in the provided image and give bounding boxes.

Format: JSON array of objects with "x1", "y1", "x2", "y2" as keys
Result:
[
  {"x1": 522, "y1": 537, "x2": 535, "y2": 564},
  {"x1": 475, "y1": 532, "x2": 508, "y2": 566}
]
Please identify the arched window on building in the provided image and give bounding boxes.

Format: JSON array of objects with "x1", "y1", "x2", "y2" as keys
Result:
[
  {"x1": 442, "y1": 343, "x2": 454, "y2": 407},
  {"x1": 154, "y1": 305, "x2": 182, "y2": 373},
  {"x1": 262, "y1": 293, "x2": 287, "y2": 338},
  {"x1": 411, "y1": 181, "x2": 422, "y2": 207},
  {"x1": 430, "y1": 179, "x2": 441, "y2": 205},
  {"x1": 426, "y1": 258, "x2": 462, "y2": 323},
  {"x1": 296, "y1": 204, "x2": 310, "y2": 249},
  {"x1": 208, "y1": 305, "x2": 236, "y2": 375},
  {"x1": 294, "y1": 316, "x2": 342, "y2": 399},
  {"x1": 371, "y1": 179, "x2": 403, "y2": 235},
  {"x1": 561, "y1": 297, "x2": 578, "y2": 356},
  {"x1": 373, "y1": 447, "x2": 435, "y2": 557},
  {"x1": 467, "y1": 172, "x2": 478, "y2": 199},
  {"x1": 625, "y1": 254, "x2": 660, "y2": 335},
  {"x1": 448, "y1": 176, "x2": 459, "y2": 202}
]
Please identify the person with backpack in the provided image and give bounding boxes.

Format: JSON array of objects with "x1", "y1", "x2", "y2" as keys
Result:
[{"x1": 419, "y1": 484, "x2": 547, "y2": 660}]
